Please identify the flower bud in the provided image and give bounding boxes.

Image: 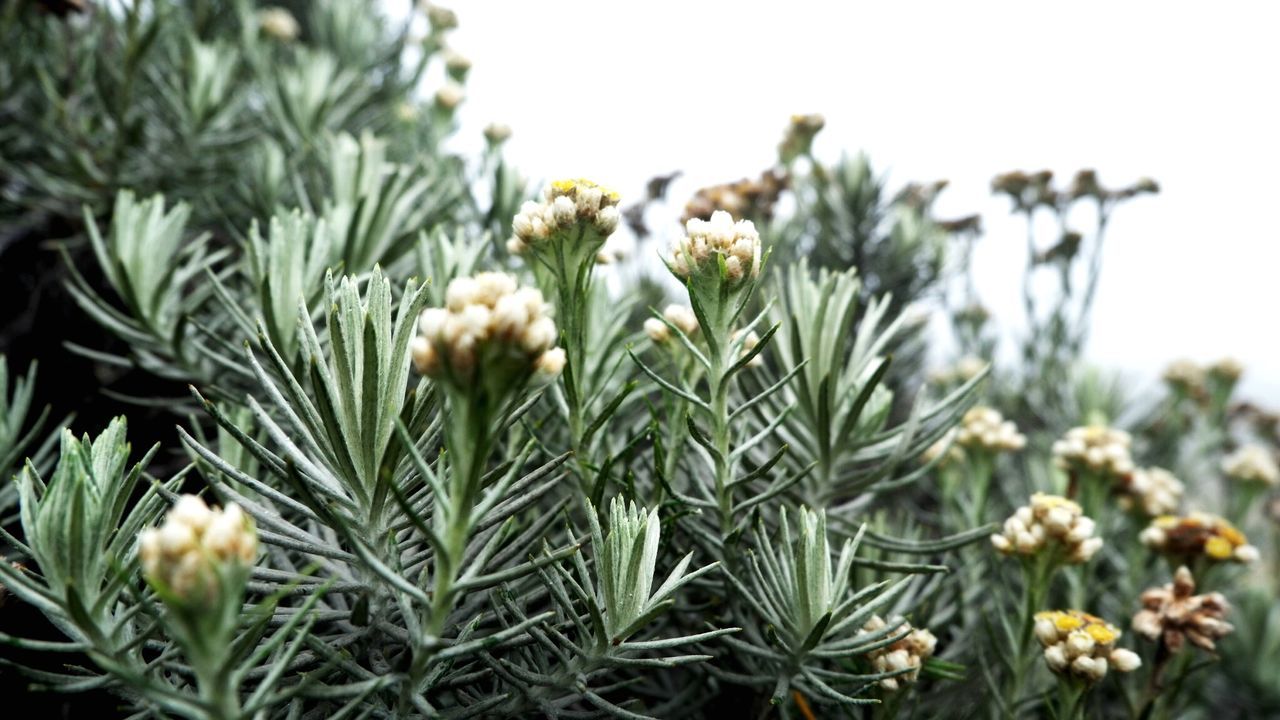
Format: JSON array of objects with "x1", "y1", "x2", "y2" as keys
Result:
[
  {"x1": 258, "y1": 7, "x2": 299, "y2": 41},
  {"x1": 139, "y1": 496, "x2": 257, "y2": 607}
]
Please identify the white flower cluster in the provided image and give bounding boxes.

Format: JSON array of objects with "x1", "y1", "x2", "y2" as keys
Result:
[
  {"x1": 990, "y1": 493, "x2": 1103, "y2": 563},
  {"x1": 1119, "y1": 466, "x2": 1184, "y2": 516},
  {"x1": 955, "y1": 406, "x2": 1025, "y2": 453},
  {"x1": 644, "y1": 304, "x2": 699, "y2": 344},
  {"x1": 921, "y1": 430, "x2": 965, "y2": 468},
  {"x1": 1034, "y1": 611, "x2": 1141, "y2": 683},
  {"x1": 508, "y1": 179, "x2": 621, "y2": 254},
  {"x1": 1162, "y1": 357, "x2": 1244, "y2": 396},
  {"x1": 668, "y1": 210, "x2": 762, "y2": 285},
  {"x1": 411, "y1": 272, "x2": 565, "y2": 382},
  {"x1": 927, "y1": 355, "x2": 987, "y2": 386},
  {"x1": 1052, "y1": 425, "x2": 1134, "y2": 477},
  {"x1": 860, "y1": 615, "x2": 937, "y2": 691},
  {"x1": 1222, "y1": 444, "x2": 1279, "y2": 486},
  {"x1": 1162, "y1": 359, "x2": 1205, "y2": 392},
  {"x1": 139, "y1": 495, "x2": 257, "y2": 604}
]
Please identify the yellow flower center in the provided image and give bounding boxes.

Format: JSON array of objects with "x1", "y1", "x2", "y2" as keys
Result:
[
  {"x1": 1218, "y1": 525, "x2": 1246, "y2": 546},
  {"x1": 1204, "y1": 536, "x2": 1233, "y2": 560},
  {"x1": 1053, "y1": 613, "x2": 1084, "y2": 632},
  {"x1": 1085, "y1": 623, "x2": 1118, "y2": 645}
]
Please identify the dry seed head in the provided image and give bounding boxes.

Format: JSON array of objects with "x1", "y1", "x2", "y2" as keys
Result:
[{"x1": 1132, "y1": 566, "x2": 1233, "y2": 653}]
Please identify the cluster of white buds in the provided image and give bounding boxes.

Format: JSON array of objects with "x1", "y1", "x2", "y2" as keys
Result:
[
  {"x1": 1034, "y1": 610, "x2": 1141, "y2": 683},
  {"x1": 441, "y1": 48, "x2": 471, "y2": 78},
  {"x1": 1118, "y1": 466, "x2": 1184, "y2": 516},
  {"x1": 508, "y1": 179, "x2": 621, "y2": 254},
  {"x1": 139, "y1": 495, "x2": 257, "y2": 605},
  {"x1": 1208, "y1": 357, "x2": 1244, "y2": 383},
  {"x1": 1162, "y1": 359, "x2": 1205, "y2": 393},
  {"x1": 1132, "y1": 566, "x2": 1233, "y2": 653},
  {"x1": 1052, "y1": 425, "x2": 1135, "y2": 477},
  {"x1": 435, "y1": 81, "x2": 465, "y2": 111},
  {"x1": 927, "y1": 355, "x2": 987, "y2": 386},
  {"x1": 1139, "y1": 512, "x2": 1259, "y2": 564},
  {"x1": 411, "y1": 272, "x2": 565, "y2": 383},
  {"x1": 483, "y1": 122, "x2": 512, "y2": 145},
  {"x1": 860, "y1": 615, "x2": 937, "y2": 691},
  {"x1": 1162, "y1": 358, "x2": 1243, "y2": 397},
  {"x1": 990, "y1": 493, "x2": 1103, "y2": 564},
  {"x1": 921, "y1": 429, "x2": 965, "y2": 468},
  {"x1": 954, "y1": 406, "x2": 1025, "y2": 454},
  {"x1": 1222, "y1": 444, "x2": 1279, "y2": 486},
  {"x1": 668, "y1": 210, "x2": 762, "y2": 286},
  {"x1": 644, "y1": 304, "x2": 699, "y2": 344},
  {"x1": 258, "y1": 7, "x2": 300, "y2": 42},
  {"x1": 732, "y1": 329, "x2": 764, "y2": 368}
]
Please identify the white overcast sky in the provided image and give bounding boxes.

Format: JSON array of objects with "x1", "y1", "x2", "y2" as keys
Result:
[{"x1": 420, "y1": 0, "x2": 1279, "y2": 404}]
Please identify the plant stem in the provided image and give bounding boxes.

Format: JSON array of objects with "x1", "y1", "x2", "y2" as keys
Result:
[{"x1": 1006, "y1": 555, "x2": 1050, "y2": 719}]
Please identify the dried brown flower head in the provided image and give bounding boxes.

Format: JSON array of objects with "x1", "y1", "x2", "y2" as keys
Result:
[
  {"x1": 1132, "y1": 566, "x2": 1233, "y2": 653},
  {"x1": 1139, "y1": 512, "x2": 1259, "y2": 564},
  {"x1": 682, "y1": 169, "x2": 788, "y2": 226}
]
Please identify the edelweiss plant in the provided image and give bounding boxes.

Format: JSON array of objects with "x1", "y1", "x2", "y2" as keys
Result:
[{"x1": 1, "y1": 3, "x2": 1276, "y2": 720}]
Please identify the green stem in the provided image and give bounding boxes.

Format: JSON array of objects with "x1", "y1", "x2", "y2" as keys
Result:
[
  {"x1": 1058, "y1": 680, "x2": 1088, "y2": 720},
  {"x1": 967, "y1": 452, "x2": 994, "y2": 528},
  {"x1": 402, "y1": 392, "x2": 492, "y2": 713},
  {"x1": 1006, "y1": 556, "x2": 1051, "y2": 719},
  {"x1": 708, "y1": 319, "x2": 735, "y2": 539}
]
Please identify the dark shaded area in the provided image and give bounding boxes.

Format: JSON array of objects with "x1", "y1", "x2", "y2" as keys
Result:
[{"x1": 0, "y1": 221, "x2": 183, "y2": 716}]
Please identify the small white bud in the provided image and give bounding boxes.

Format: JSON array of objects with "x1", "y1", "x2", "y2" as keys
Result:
[
  {"x1": 1109, "y1": 648, "x2": 1142, "y2": 672},
  {"x1": 534, "y1": 347, "x2": 566, "y2": 377},
  {"x1": 644, "y1": 318, "x2": 670, "y2": 343},
  {"x1": 1044, "y1": 644, "x2": 1069, "y2": 671}
]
